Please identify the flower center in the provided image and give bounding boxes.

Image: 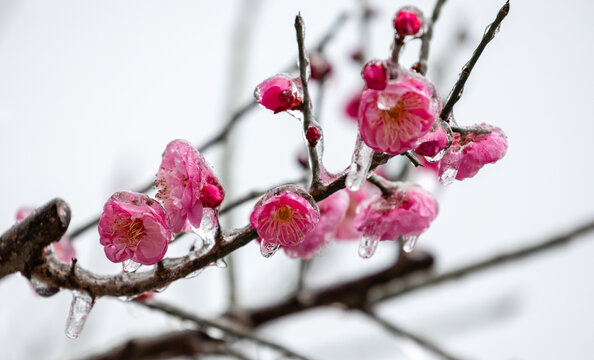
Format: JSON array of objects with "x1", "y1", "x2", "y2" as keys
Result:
[
  {"x1": 126, "y1": 218, "x2": 145, "y2": 247},
  {"x1": 382, "y1": 102, "x2": 406, "y2": 125},
  {"x1": 276, "y1": 206, "x2": 293, "y2": 221}
]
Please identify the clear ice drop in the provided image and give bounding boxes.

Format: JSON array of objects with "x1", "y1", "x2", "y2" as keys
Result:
[
  {"x1": 30, "y1": 277, "x2": 59, "y2": 297},
  {"x1": 358, "y1": 234, "x2": 380, "y2": 259},
  {"x1": 439, "y1": 167, "x2": 458, "y2": 186},
  {"x1": 260, "y1": 240, "x2": 280, "y2": 258},
  {"x1": 346, "y1": 135, "x2": 374, "y2": 191},
  {"x1": 185, "y1": 268, "x2": 204, "y2": 279},
  {"x1": 65, "y1": 290, "x2": 94, "y2": 339},
  {"x1": 402, "y1": 235, "x2": 419, "y2": 253},
  {"x1": 122, "y1": 259, "x2": 142, "y2": 273}
]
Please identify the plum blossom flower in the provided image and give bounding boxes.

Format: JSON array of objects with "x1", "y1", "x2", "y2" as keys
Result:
[
  {"x1": 358, "y1": 68, "x2": 439, "y2": 155},
  {"x1": 283, "y1": 190, "x2": 349, "y2": 259},
  {"x1": 98, "y1": 191, "x2": 172, "y2": 265},
  {"x1": 335, "y1": 184, "x2": 378, "y2": 240},
  {"x1": 254, "y1": 74, "x2": 303, "y2": 113},
  {"x1": 250, "y1": 185, "x2": 320, "y2": 251},
  {"x1": 156, "y1": 139, "x2": 224, "y2": 233},
  {"x1": 393, "y1": 6, "x2": 424, "y2": 38},
  {"x1": 16, "y1": 207, "x2": 75, "y2": 262},
  {"x1": 438, "y1": 124, "x2": 508, "y2": 182},
  {"x1": 354, "y1": 184, "x2": 438, "y2": 243},
  {"x1": 415, "y1": 122, "x2": 448, "y2": 158}
]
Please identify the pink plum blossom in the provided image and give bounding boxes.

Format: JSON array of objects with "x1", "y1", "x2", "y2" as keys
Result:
[
  {"x1": 16, "y1": 207, "x2": 75, "y2": 263},
  {"x1": 156, "y1": 139, "x2": 224, "y2": 233},
  {"x1": 344, "y1": 91, "x2": 362, "y2": 121},
  {"x1": 358, "y1": 68, "x2": 439, "y2": 155},
  {"x1": 250, "y1": 185, "x2": 320, "y2": 247},
  {"x1": 335, "y1": 184, "x2": 378, "y2": 240},
  {"x1": 362, "y1": 59, "x2": 388, "y2": 90},
  {"x1": 415, "y1": 122, "x2": 448, "y2": 157},
  {"x1": 283, "y1": 190, "x2": 349, "y2": 259},
  {"x1": 393, "y1": 7, "x2": 424, "y2": 38},
  {"x1": 254, "y1": 74, "x2": 303, "y2": 113},
  {"x1": 353, "y1": 184, "x2": 438, "y2": 242},
  {"x1": 439, "y1": 124, "x2": 508, "y2": 181},
  {"x1": 98, "y1": 191, "x2": 172, "y2": 265}
]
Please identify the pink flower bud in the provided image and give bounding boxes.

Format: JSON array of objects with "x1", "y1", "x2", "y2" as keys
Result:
[
  {"x1": 156, "y1": 139, "x2": 224, "y2": 233},
  {"x1": 415, "y1": 123, "x2": 448, "y2": 157},
  {"x1": 254, "y1": 74, "x2": 303, "y2": 114},
  {"x1": 354, "y1": 184, "x2": 438, "y2": 242},
  {"x1": 306, "y1": 126, "x2": 322, "y2": 147},
  {"x1": 362, "y1": 59, "x2": 388, "y2": 90},
  {"x1": 439, "y1": 124, "x2": 508, "y2": 181},
  {"x1": 283, "y1": 190, "x2": 349, "y2": 259},
  {"x1": 98, "y1": 191, "x2": 172, "y2": 266},
  {"x1": 344, "y1": 91, "x2": 362, "y2": 120},
  {"x1": 309, "y1": 52, "x2": 332, "y2": 81},
  {"x1": 393, "y1": 7, "x2": 424, "y2": 38},
  {"x1": 358, "y1": 68, "x2": 439, "y2": 154},
  {"x1": 250, "y1": 185, "x2": 320, "y2": 247}
]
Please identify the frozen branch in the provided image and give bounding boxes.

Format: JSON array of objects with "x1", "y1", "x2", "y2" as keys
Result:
[
  {"x1": 362, "y1": 309, "x2": 463, "y2": 360},
  {"x1": 0, "y1": 199, "x2": 70, "y2": 279},
  {"x1": 139, "y1": 299, "x2": 315, "y2": 360},
  {"x1": 418, "y1": 0, "x2": 448, "y2": 76},
  {"x1": 440, "y1": 1, "x2": 510, "y2": 121}
]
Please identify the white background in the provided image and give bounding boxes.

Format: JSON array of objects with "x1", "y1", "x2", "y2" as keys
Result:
[{"x1": 1, "y1": 0, "x2": 593, "y2": 359}]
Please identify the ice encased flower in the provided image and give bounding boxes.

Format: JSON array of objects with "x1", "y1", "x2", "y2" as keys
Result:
[
  {"x1": 335, "y1": 184, "x2": 378, "y2": 240},
  {"x1": 254, "y1": 74, "x2": 303, "y2": 114},
  {"x1": 358, "y1": 68, "x2": 439, "y2": 155},
  {"x1": 353, "y1": 184, "x2": 438, "y2": 242},
  {"x1": 415, "y1": 122, "x2": 448, "y2": 157},
  {"x1": 393, "y1": 6, "x2": 424, "y2": 38},
  {"x1": 250, "y1": 185, "x2": 320, "y2": 247},
  {"x1": 156, "y1": 139, "x2": 224, "y2": 233},
  {"x1": 98, "y1": 191, "x2": 172, "y2": 265},
  {"x1": 283, "y1": 190, "x2": 349, "y2": 259}
]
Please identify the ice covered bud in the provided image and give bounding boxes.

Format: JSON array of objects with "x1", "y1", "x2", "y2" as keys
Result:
[
  {"x1": 156, "y1": 139, "x2": 224, "y2": 233},
  {"x1": 309, "y1": 52, "x2": 332, "y2": 81},
  {"x1": 250, "y1": 185, "x2": 320, "y2": 247},
  {"x1": 354, "y1": 184, "x2": 438, "y2": 243},
  {"x1": 306, "y1": 126, "x2": 322, "y2": 147},
  {"x1": 283, "y1": 190, "x2": 349, "y2": 259},
  {"x1": 415, "y1": 123, "x2": 448, "y2": 157},
  {"x1": 439, "y1": 124, "x2": 508, "y2": 181},
  {"x1": 254, "y1": 74, "x2": 303, "y2": 113},
  {"x1": 98, "y1": 191, "x2": 172, "y2": 265},
  {"x1": 358, "y1": 68, "x2": 438, "y2": 154},
  {"x1": 362, "y1": 59, "x2": 388, "y2": 90},
  {"x1": 393, "y1": 7, "x2": 424, "y2": 38}
]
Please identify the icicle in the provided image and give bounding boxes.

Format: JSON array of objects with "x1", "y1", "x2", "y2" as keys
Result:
[
  {"x1": 30, "y1": 277, "x2": 59, "y2": 297},
  {"x1": 65, "y1": 290, "x2": 94, "y2": 339},
  {"x1": 439, "y1": 166, "x2": 458, "y2": 186},
  {"x1": 260, "y1": 240, "x2": 280, "y2": 258},
  {"x1": 185, "y1": 268, "x2": 204, "y2": 279},
  {"x1": 425, "y1": 147, "x2": 446, "y2": 163},
  {"x1": 214, "y1": 258, "x2": 227, "y2": 268},
  {"x1": 402, "y1": 235, "x2": 419, "y2": 253},
  {"x1": 122, "y1": 259, "x2": 142, "y2": 273},
  {"x1": 346, "y1": 135, "x2": 374, "y2": 191},
  {"x1": 358, "y1": 233, "x2": 380, "y2": 259}
]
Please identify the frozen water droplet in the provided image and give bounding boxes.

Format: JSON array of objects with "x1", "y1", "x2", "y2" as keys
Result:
[
  {"x1": 425, "y1": 148, "x2": 446, "y2": 163},
  {"x1": 185, "y1": 268, "x2": 204, "y2": 279},
  {"x1": 65, "y1": 290, "x2": 94, "y2": 339},
  {"x1": 122, "y1": 259, "x2": 142, "y2": 273},
  {"x1": 260, "y1": 240, "x2": 280, "y2": 258},
  {"x1": 439, "y1": 167, "x2": 458, "y2": 185},
  {"x1": 358, "y1": 234, "x2": 380, "y2": 259},
  {"x1": 402, "y1": 235, "x2": 419, "y2": 253},
  {"x1": 30, "y1": 277, "x2": 59, "y2": 297},
  {"x1": 346, "y1": 136, "x2": 374, "y2": 191},
  {"x1": 214, "y1": 258, "x2": 227, "y2": 268}
]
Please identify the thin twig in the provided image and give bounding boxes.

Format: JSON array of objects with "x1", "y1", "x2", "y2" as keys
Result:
[
  {"x1": 362, "y1": 309, "x2": 463, "y2": 360},
  {"x1": 418, "y1": 0, "x2": 448, "y2": 76},
  {"x1": 139, "y1": 299, "x2": 316, "y2": 360},
  {"x1": 440, "y1": 1, "x2": 510, "y2": 121},
  {"x1": 367, "y1": 173, "x2": 393, "y2": 195},
  {"x1": 295, "y1": 14, "x2": 324, "y2": 190},
  {"x1": 374, "y1": 217, "x2": 594, "y2": 303}
]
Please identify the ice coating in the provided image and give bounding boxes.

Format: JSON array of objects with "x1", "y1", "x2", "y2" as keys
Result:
[
  {"x1": 358, "y1": 67, "x2": 439, "y2": 155},
  {"x1": 65, "y1": 290, "x2": 94, "y2": 339},
  {"x1": 250, "y1": 185, "x2": 320, "y2": 248},
  {"x1": 439, "y1": 124, "x2": 508, "y2": 182},
  {"x1": 393, "y1": 6, "x2": 424, "y2": 38},
  {"x1": 98, "y1": 191, "x2": 172, "y2": 266},
  {"x1": 283, "y1": 190, "x2": 349, "y2": 259},
  {"x1": 156, "y1": 139, "x2": 224, "y2": 233},
  {"x1": 346, "y1": 135, "x2": 374, "y2": 191},
  {"x1": 254, "y1": 74, "x2": 303, "y2": 113},
  {"x1": 353, "y1": 185, "x2": 438, "y2": 252}
]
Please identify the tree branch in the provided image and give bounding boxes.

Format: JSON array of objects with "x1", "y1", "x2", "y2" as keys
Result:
[
  {"x1": 440, "y1": 1, "x2": 510, "y2": 121},
  {"x1": 0, "y1": 199, "x2": 70, "y2": 279},
  {"x1": 418, "y1": 0, "x2": 448, "y2": 76}
]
